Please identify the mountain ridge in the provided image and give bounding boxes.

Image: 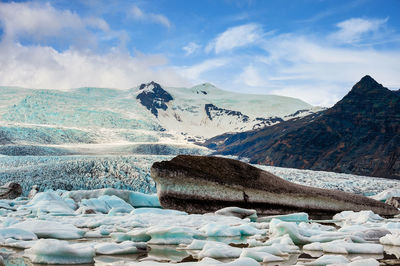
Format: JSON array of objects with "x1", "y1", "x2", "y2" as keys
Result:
[{"x1": 205, "y1": 75, "x2": 400, "y2": 179}]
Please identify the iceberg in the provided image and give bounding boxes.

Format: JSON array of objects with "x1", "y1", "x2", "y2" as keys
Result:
[{"x1": 24, "y1": 239, "x2": 95, "y2": 264}]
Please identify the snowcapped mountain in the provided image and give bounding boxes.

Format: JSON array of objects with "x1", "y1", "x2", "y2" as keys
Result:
[
  {"x1": 134, "y1": 82, "x2": 320, "y2": 140},
  {"x1": 0, "y1": 82, "x2": 319, "y2": 147}
]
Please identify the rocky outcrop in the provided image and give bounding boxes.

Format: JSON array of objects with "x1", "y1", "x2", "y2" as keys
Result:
[
  {"x1": 205, "y1": 76, "x2": 400, "y2": 179},
  {"x1": 151, "y1": 155, "x2": 399, "y2": 217},
  {"x1": 0, "y1": 182, "x2": 22, "y2": 199},
  {"x1": 136, "y1": 81, "x2": 173, "y2": 117}
]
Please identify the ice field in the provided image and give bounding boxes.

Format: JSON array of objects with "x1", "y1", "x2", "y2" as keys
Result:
[{"x1": 0, "y1": 188, "x2": 399, "y2": 265}]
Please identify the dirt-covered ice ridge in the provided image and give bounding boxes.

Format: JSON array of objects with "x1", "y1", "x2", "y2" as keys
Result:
[{"x1": 0, "y1": 188, "x2": 399, "y2": 265}]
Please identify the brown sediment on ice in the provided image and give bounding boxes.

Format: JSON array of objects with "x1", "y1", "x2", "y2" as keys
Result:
[{"x1": 151, "y1": 155, "x2": 399, "y2": 216}]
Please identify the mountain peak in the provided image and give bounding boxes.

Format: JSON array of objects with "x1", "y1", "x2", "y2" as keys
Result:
[
  {"x1": 350, "y1": 75, "x2": 385, "y2": 95},
  {"x1": 139, "y1": 81, "x2": 161, "y2": 91}
]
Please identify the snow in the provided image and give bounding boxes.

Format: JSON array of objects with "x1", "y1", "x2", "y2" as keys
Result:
[{"x1": 24, "y1": 239, "x2": 95, "y2": 264}]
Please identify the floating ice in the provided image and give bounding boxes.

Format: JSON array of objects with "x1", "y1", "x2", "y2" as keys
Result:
[
  {"x1": 20, "y1": 191, "x2": 75, "y2": 216},
  {"x1": 147, "y1": 226, "x2": 204, "y2": 245},
  {"x1": 80, "y1": 195, "x2": 134, "y2": 214},
  {"x1": 0, "y1": 228, "x2": 37, "y2": 241},
  {"x1": 370, "y1": 188, "x2": 400, "y2": 202},
  {"x1": 239, "y1": 249, "x2": 284, "y2": 262},
  {"x1": 131, "y1": 208, "x2": 187, "y2": 215},
  {"x1": 128, "y1": 257, "x2": 259, "y2": 265},
  {"x1": 64, "y1": 188, "x2": 161, "y2": 208},
  {"x1": 380, "y1": 233, "x2": 400, "y2": 246},
  {"x1": 306, "y1": 254, "x2": 349, "y2": 265},
  {"x1": 215, "y1": 207, "x2": 257, "y2": 221},
  {"x1": 259, "y1": 212, "x2": 309, "y2": 223},
  {"x1": 1, "y1": 238, "x2": 37, "y2": 249},
  {"x1": 347, "y1": 258, "x2": 380, "y2": 266},
  {"x1": 199, "y1": 222, "x2": 263, "y2": 237},
  {"x1": 94, "y1": 241, "x2": 147, "y2": 255},
  {"x1": 198, "y1": 242, "x2": 241, "y2": 259},
  {"x1": 24, "y1": 239, "x2": 95, "y2": 264},
  {"x1": 11, "y1": 220, "x2": 85, "y2": 239},
  {"x1": 303, "y1": 239, "x2": 384, "y2": 254},
  {"x1": 333, "y1": 210, "x2": 383, "y2": 225}
]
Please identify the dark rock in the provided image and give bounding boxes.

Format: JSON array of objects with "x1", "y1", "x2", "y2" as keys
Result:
[
  {"x1": 136, "y1": 81, "x2": 173, "y2": 117},
  {"x1": 204, "y1": 104, "x2": 249, "y2": 122},
  {"x1": 151, "y1": 155, "x2": 399, "y2": 216},
  {"x1": 0, "y1": 182, "x2": 22, "y2": 199},
  {"x1": 385, "y1": 197, "x2": 400, "y2": 208},
  {"x1": 205, "y1": 75, "x2": 400, "y2": 179}
]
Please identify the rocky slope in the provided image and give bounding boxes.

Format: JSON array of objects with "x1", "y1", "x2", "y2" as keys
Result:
[{"x1": 205, "y1": 76, "x2": 400, "y2": 179}]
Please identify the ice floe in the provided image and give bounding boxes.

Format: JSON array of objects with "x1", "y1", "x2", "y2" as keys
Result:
[{"x1": 24, "y1": 239, "x2": 95, "y2": 264}]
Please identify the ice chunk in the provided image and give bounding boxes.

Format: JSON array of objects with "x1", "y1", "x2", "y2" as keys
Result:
[
  {"x1": 129, "y1": 192, "x2": 161, "y2": 208},
  {"x1": 94, "y1": 241, "x2": 147, "y2": 255},
  {"x1": 258, "y1": 212, "x2": 309, "y2": 222},
  {"x1": 239, "y1": 249, "x2": 284, "y2": 262},
  {"x1": 11, "y1": 220, "x2": 85, "y2": 239},
  {"x1": 80, "y1": 195, "x2": 133, "y2": 214},
  {"x1": 269, "y1": 219, "x2": 363, "y2": 245},
  {"x1": 333, "y1": 210, "x2": 383, "y2": 224},
  {"x1": 370, "y1": 188, "x2": 400, "y2": 202},
  {"x1": 198, "y1": 242, "x2": 242, "y2": 259},
  {"x1": 127, "y1": 257, "x2": 259, "y2": 265},
  {"x1": 215, "y1": 207, "x2": 257, "y2": 221},
  {"x1": 347, "y1": 258, "x2": 380, "y2": 266},
  {"x1": 0, "y1": 228, "x2": 37, "y2": 241},
  {"x1": 306, "y1": 254, "x2": 349, "y2": 265},
  {"x1": 20, "y1": 191, "x2": 74, "y2": 216},
  {"x1": 111, "y1": 228, "x2": 151, "y2": 243},
  {"x1": 131, "y1": 208, "x2": 187, "y2": 215},
  {"x1": 24, "y1": 239, "x2": 95, "y2": 264},
  {"x1": 200, "y1": 222, "x2": 263, "y2": 237},
  {"x1": 147, "y1": 226, "x2": 204, "y2": 245},
  {"x1": 380, "y1": 233, "x2": 400, "y2": 246},
  {"x1": 63, "y1": 188, "x2": 161, "y2": 208},
  {"x1": 303, "y1": 239, "x2": 384, "y2": 254},
  {"x1": 1, "y1": 238, "x2": 37, "y2": 249}
]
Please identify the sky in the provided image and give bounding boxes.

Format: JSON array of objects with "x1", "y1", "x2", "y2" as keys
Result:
[{"x1": 0, "y1": 0, "x2": 399, "y2": 106}]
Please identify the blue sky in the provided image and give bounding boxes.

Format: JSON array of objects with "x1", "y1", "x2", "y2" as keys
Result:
[{"x1": 0, "y1": 0, "x2": 399, "y2": 106}]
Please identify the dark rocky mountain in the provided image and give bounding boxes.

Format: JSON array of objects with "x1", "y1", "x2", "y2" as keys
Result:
[
  {"x1": 205, "y1": 75, "x2": 400, "y2": 179},
  {"x1": 136, "y1": 81, "x2": 173, "y2": 117}
]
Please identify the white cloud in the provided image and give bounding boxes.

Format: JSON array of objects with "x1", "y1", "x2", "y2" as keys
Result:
[
  {"x1": 182, "y1": 42, "x2": 201, "y2": 56},
  {"x1": 130, "y1": 6, "x2": 171, "y2": 29},
  {"x1": 206, "y1": 23, "x2": 262, "y2": 54},
  {"x1": 178, "y1": 58, "x2": 229, "y2": 81},
  {"x1": 0, "y1": 42, "x2": 187, "y2": 90},
  {"x1": 237, "y1": 65, "x2": 266, "y2": 87},
  {"x1": 329, "y1": 17, "x2": 388, "y2": 44},
  {"x1": 0, "y1": 2, "x2": 109, "y2": 44}
]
